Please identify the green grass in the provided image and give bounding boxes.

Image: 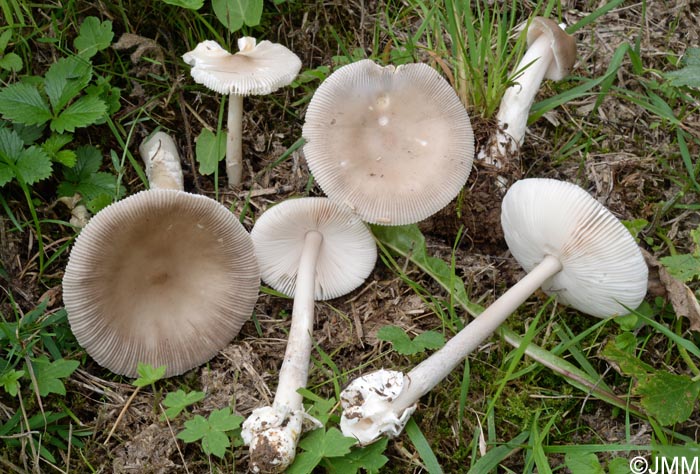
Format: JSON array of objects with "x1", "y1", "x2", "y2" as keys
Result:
[{"x1": 1, "y1": 0, "x2": 699, "y2": 472}]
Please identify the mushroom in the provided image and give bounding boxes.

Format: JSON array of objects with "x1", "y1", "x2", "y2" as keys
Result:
[
  {"x1": 182, "y1": 38, "x2": 302, "y2": 186},
  {"x1": 62, "y1": 132, "x2": 260, "y2": 377},
  {"x1": 241, "y1": 197, "x2": 377, "y2": 473},
  {"x1": 302, "y1": 59, "x2": 474, "y2": 225},
  {"x1": 339, "y1": 178, "x2": 648, "y2": 445},
  {"x1": 479, "y1": 17, "x2": 576, "y2": 167}
]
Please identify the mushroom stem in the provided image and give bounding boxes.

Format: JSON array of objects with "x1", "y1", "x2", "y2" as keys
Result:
[
  {"x1": 139, "y1": 132, "x2": 184, "y2": 191},
  {"x1": 493, "y1": 32, "x2": 553, "y2": 151},
  {"x1": 274, "y1": 230, "x2": 323, "y2": 409},
  {"x1": 243, "y1": 230, "x2": 324, "y2": 473},
  {"x1": 226, "y1": 93, "x2": 244, "y2": 186},
  {"x1": 340, "y1": 254, "x2": 563, "y2": 445}
]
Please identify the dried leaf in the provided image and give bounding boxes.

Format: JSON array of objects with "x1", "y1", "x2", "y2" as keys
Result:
[{"x1": 643, "y1": 249, "x2": 700, "y2": 332}]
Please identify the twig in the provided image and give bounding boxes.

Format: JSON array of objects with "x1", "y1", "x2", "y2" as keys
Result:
[{"x1": 104, "y1": 386, "x2": 141, "y2": 445}]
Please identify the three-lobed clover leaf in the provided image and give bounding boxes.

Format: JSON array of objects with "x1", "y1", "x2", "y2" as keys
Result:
[
  {"x1": 74, "y1": 17, "x2": 114, "y2": 59},
  {"x1": 132, "y1": 363, "x2": 167, "y2": 388},
  {"x1": 287, "y1": 428, "x2": 358, "y2": 474},
  {"x1": 58, "y1": 145, "x2": 122, "y2": 212}
]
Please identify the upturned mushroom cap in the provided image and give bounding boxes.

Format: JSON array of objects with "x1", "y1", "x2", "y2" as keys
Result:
[
  {"x1": 182, "y1": 37, "x2": 302, "y2": 96},
  {"x1": 63, "y1": 189, "x2": 260, "y2": 377},
  {"x1": 302, "y1": 59, "x2": 474, "y2": 225},
  {"x1": 251, "y1": 197, "x2": 377, "y2": 300},
  {"x1": 501, "y1": 178, "x2": 648, "y2": 318},
  {"x1": 526, "y1": 17, "x2": 577, "y2": 81}
]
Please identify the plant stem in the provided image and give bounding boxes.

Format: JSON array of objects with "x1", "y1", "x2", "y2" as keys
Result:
[
  {"x1": 390, "y1": 254, "x2": 563, "y2": 416},
  {"x1": 226, "y1": 93, "x2": 243, "y2": 186}
]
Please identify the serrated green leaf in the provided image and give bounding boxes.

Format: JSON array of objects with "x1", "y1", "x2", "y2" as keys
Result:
[
  {"x1": 664, "y1": 48, "x2": 700, "y2": 88},
  {"x1": 607, "y1": 457, "x2": 634, "y2": 474},
  {"x1": 132, "y1": 363, "x2": 166, "y2": 387},
  {"x1": 0, "y1": 369, "x2": 24, "y2": 397},
  {"x1": 601, "y1": 337, "x2": 653, "y2": 379},
  {"x1": 52, "y1": 149, "x2": 77, "y2": 167},
  {"x1": 58, "y1": 145, "x2": 120, "y2": 210},
  {"x1": 0, "y1": 128, "x2": 52, "y2": 185},
  {"x1": 212, "y1": 0, "x2": 263, "y2": 32},
  {"x1": 162, "y1": 0, "x2": 204, "y2": 8},
  {"x1": 564, "y1": 452, "x2": 605, "y2": 474},
  {"x1": 195, "y1": 128, "x2": 226, "y2": 175},
  {"x1": 15, "y1": 145, "x2": 53, "y2": 185},
  {"x1": 659, "y1": 254, "x2": 700, "y2": 283},
  {"x1": 0, "y1": 52, "x2": 23, "y2": 72},
  {"x1": 177, "y1": 407, "x2": 242, "y2": 458},
  {"x1": 325, "y1": 438, "x2": 389, "y2": 474},
  {"x1": 44, "y1": 56, "x2": 93, "y2": 112},
  {"x1": 635, "y1": 371, "x2": 700, "y2": 425},
  {"x1": 28, "y1": 357, "x2": 79, "y2": 397},
  {"x1": 0, "y1": 82, "x2": 52, "y2": 127},
  {"x1": 162, "y1": 389, "x2": 206, "y2": 419},
  {"x1": 207, "y1": 407, "x2": 244, "y2": 432},
  {"x1": 74, "y1": 17, "x2": 114, "y2": 59},
  {"x1": 376, "y1": 325, "x2": 445, "y2": 355},
  {"x1": 413, "y1": 331, "x2": 445, "y2": 351},
  {"x1": 51, "y1": 95, "x2": 107, "y2": 133}
]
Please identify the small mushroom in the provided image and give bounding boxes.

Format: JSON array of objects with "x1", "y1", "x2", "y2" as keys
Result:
[
  {"x1": 480, "y1": 17, "x2": 577, "y2": 167},
  {"x1": 62, "y1": 132, "x2": 260, "y2": 378},
  {"x1": 182, "y1": 38, "x2": 302, "y2": 186},
  {"x1": 241, "y1": 197, "x2": 377, "y2": 473},
  {"x1": 302, "y1": 59, "x2": 474, "y2": 225},
  {"x1": 340, "y1": 178, "x2": 648, "y2": 445}
]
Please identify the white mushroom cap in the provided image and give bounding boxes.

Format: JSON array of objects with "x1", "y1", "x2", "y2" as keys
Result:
[
  {"x1": 302, "y1": 59, "x2": 474, "y2": 225},
  {"x1": 526, "y1": 17, "x2": 577, "y2": 81},
  {"x1": 182, "y1": 37, "x2": 302, "y2": 96},
  {"x1": 501, "y1": 178, "x2": 648, "y2": 318},
  {"x1": 251, "y1": 197, "x2": 377, "y2": 300},
  {"x1": 63, "y1": 189, "x2": 260, "y2": 377}
]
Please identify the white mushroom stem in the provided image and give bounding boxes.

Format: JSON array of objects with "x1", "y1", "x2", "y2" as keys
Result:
[
  {"x1": 493, "y1": 33, "x2": 553, "y2": 151},
  {"x1": 139, "y1": 132, "x2": 184, "y2": 191},
  {"x1": 340, "y1": 254, "x2": 563, "y2": 445},
  {"x1": 226, "y1": 93, "x2": 244, "y2": 186},
  {"x1": 243, "y1": 230, "x2": 324, "y2": 473}
]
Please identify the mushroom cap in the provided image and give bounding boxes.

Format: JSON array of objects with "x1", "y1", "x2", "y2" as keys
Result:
[
  {"x1": 302, "y1": 59, "x2": 474, "y2": 225},
  {"x1": 182, "y1": 37, "x2": 302, "y2": 96},
  {"x1": 526, "y1": 17, "x2": 577, "y2": 81},
  {"x1": 63, "y1": 189, "x2": 260, "y2": 377},
  {"x1": 501, "y1": 178, "x2": 648, "y2": 318},
  {"x1": 251, "y1": 197, "x2": 377, "y2": 300}
]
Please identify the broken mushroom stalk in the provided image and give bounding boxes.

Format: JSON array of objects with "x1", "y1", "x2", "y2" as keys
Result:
[
  {"x1": 340, "y1": 178, "x2": 648, "y2": 445},
  {"x1": 302, "y1": 58, "x2": 474, "y2": 225},
  {"x1": 479, "y1": 17, "x2": 576, "y2": 168},
  {"x1": 182, "y1": 37, "x2": 301, "y2": 186},
  {"x1": 62, "y1": 131, "x2": 260, "y2": 378},
  {"x1": 241, "y1": 197, "x2": 377, "y2": 473}
]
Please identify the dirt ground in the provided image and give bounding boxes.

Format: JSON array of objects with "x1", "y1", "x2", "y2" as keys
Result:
[{"x1": 1, "y1": 0, "x2": 699, "y2": 472}]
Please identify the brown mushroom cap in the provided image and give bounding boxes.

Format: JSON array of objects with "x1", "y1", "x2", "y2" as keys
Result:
[
  {"x1": 63, "y1": 189, "x2": 260, "y2": 377},
  {"x1": 251, "y1": 197, "x2": 377, "y2": 300},
  {"x1": 182, "y1": 38, "x2": 302, "y2": 96},
  {"x1": 526, "y1": 17, "x2": 577, "y2": 81},
  {"x1": 302, "y1": 59, "x2": 474, "y2": 225}
]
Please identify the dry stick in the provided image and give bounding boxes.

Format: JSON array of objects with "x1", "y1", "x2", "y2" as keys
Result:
[
  {"x1": 104, "y1": 386, "x2": 141, "y2": 445},
  {"x1": 159, "y1": 404, "x2": 191, "y2": 474}
]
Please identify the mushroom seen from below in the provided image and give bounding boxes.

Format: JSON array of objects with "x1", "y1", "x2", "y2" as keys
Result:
[
  {"x1": 241, "y1": 197, "x2": 377, "y2": 473},
  {"x1": 62, "y1": 132, "x2": 260, "y2": 378},
  {"x1": 479, "y1": 17, "x2": 577, "y2": 168},
  {"x1": 182, "y1": 38, "x2": 302, "y2": 186},
  {"x1": 302, "y1": 59, "x2": 474, "y2": 225},
  {"x1": 340, "y1": 178, "x2": 648, "y2": 445}
]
